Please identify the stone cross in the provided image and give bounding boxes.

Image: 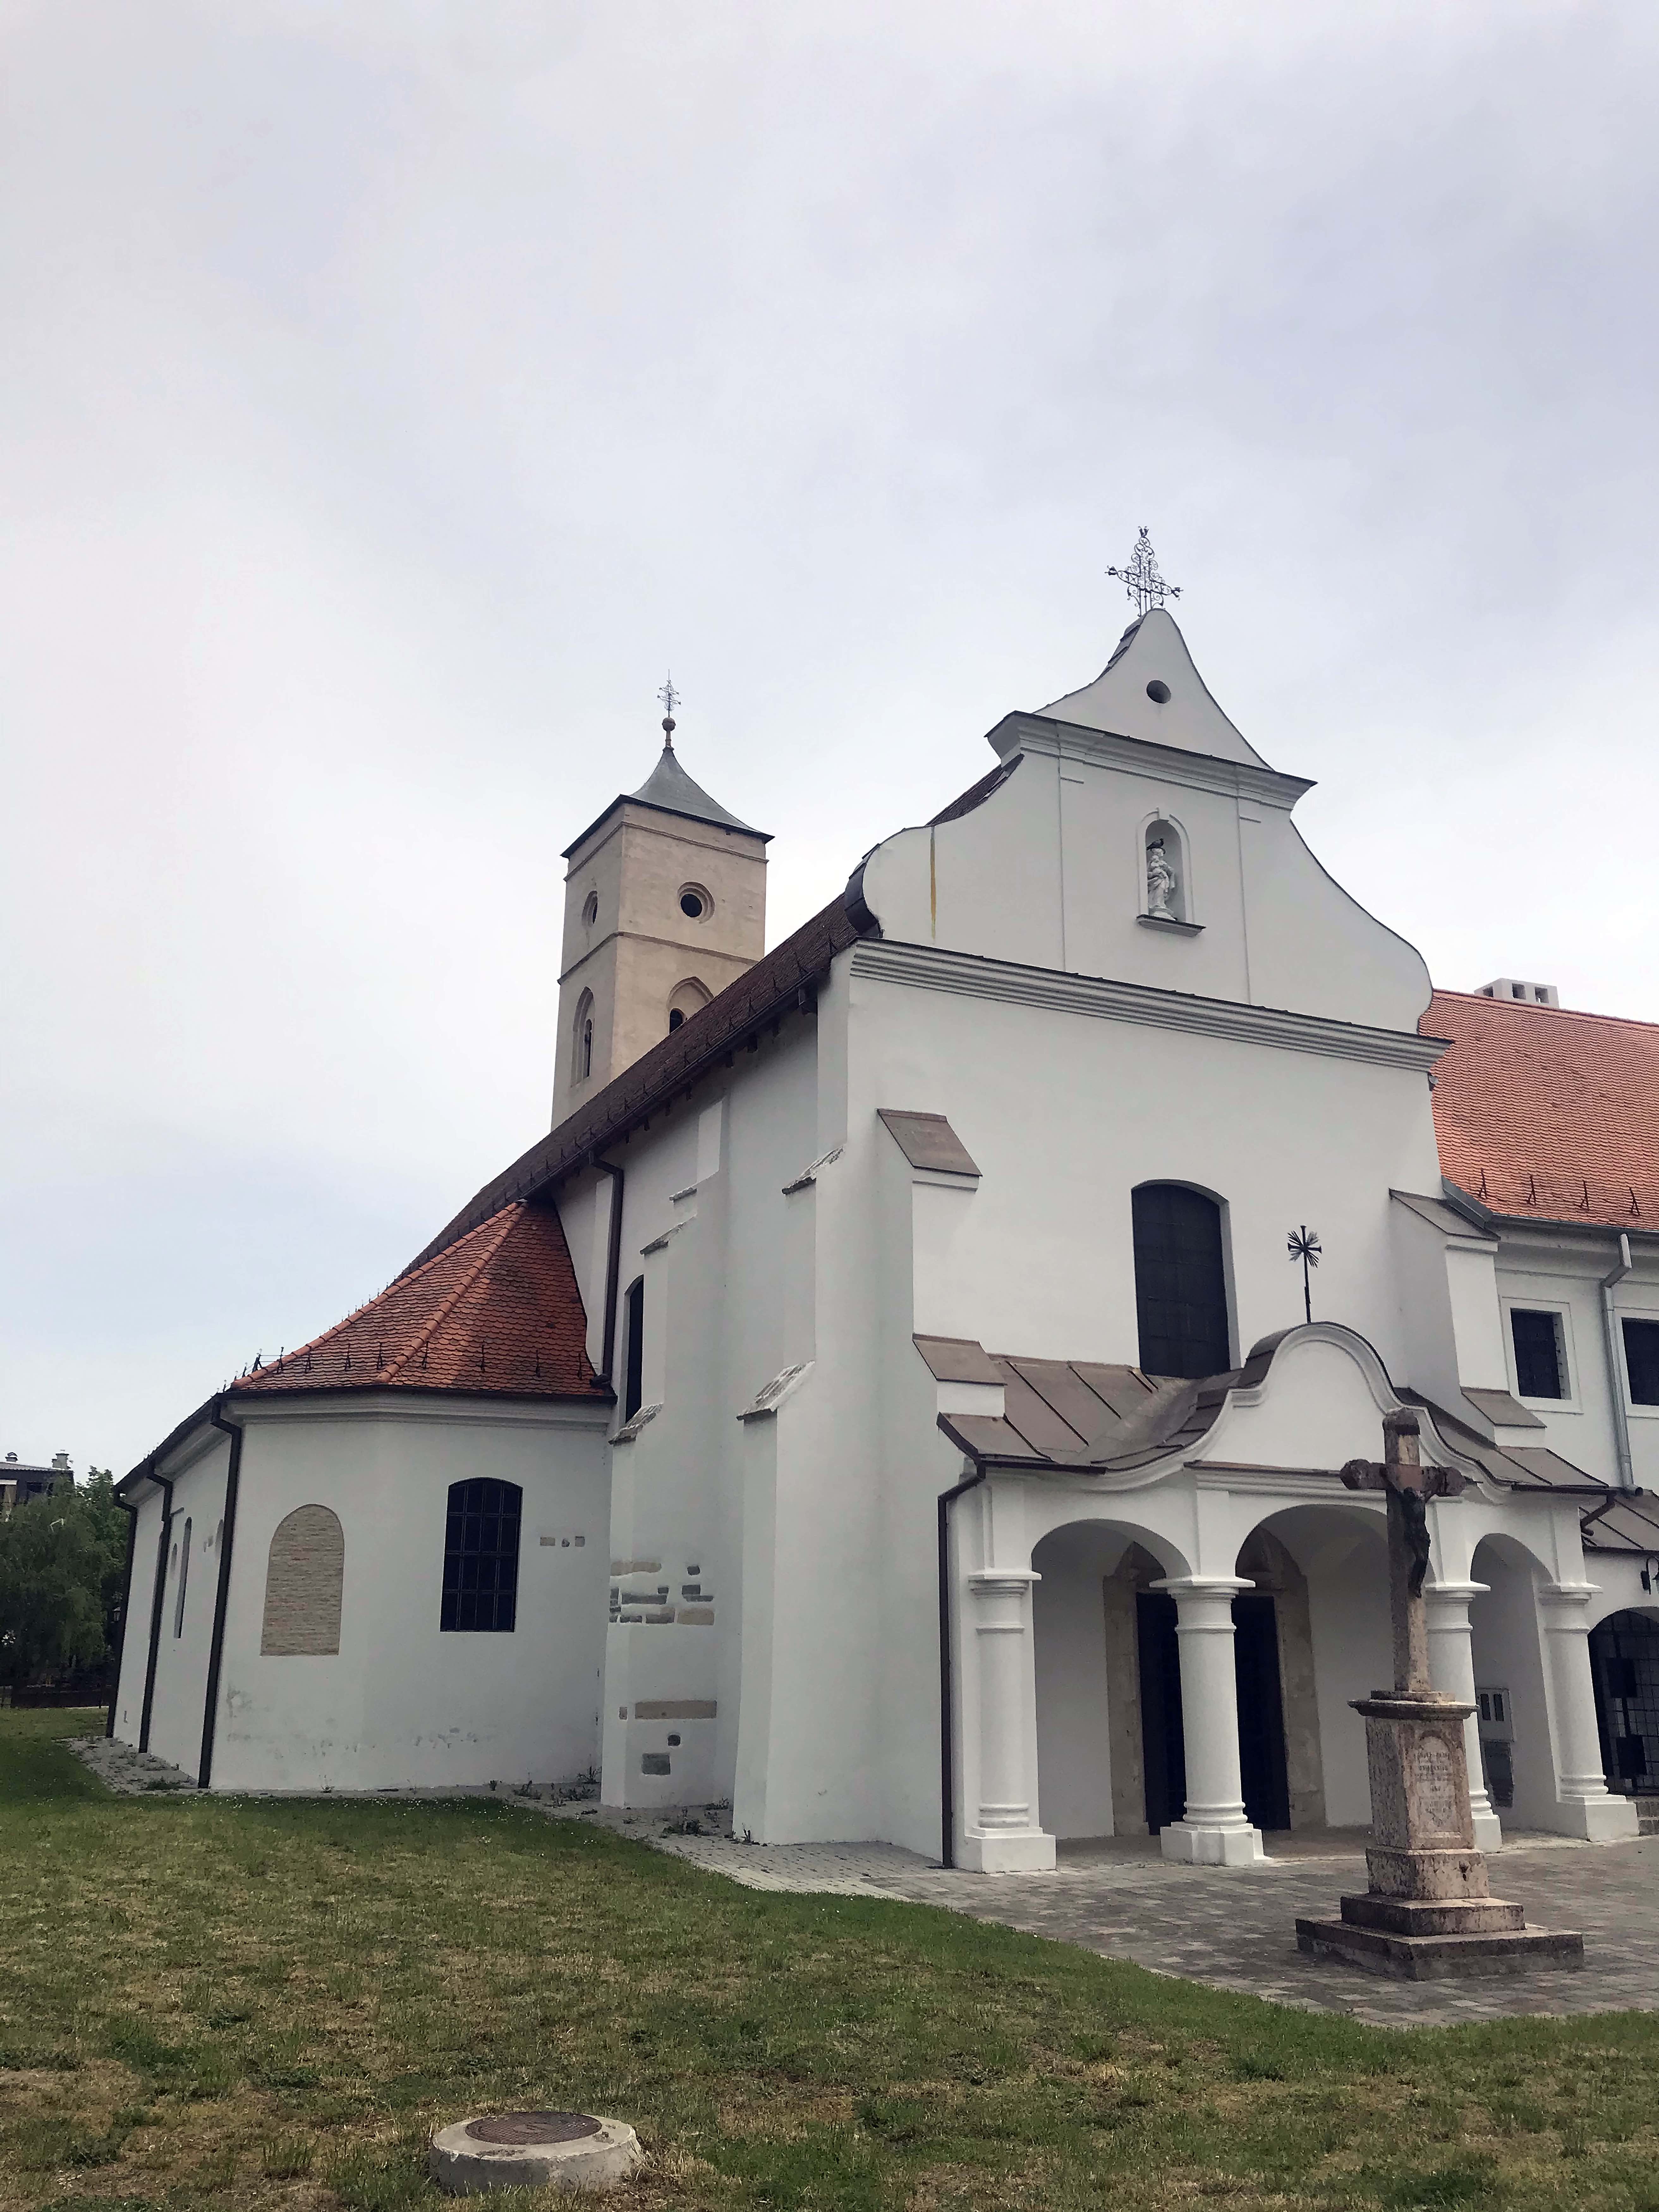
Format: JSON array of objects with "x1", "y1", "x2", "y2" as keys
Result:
[{"x1": 1340, "y1": 1409, "x2": 1465, "y2": 1696}]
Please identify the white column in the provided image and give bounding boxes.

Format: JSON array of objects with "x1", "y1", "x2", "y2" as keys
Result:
[
  {"x1": 1539, "y1": 1582, "x2": 1639, "y2": 1841},
  {"x1": 959, "y1": 1570, "x2": 1055, "y2": 1873},
  {"x1": 1153, "y1": 1576, "x2": 1264, "y2": 1866},
  {"x1": 1424, "y1": 1580, "x2": 1502, "y2": 1852}
]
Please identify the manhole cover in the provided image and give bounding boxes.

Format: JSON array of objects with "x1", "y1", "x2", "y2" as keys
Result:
[{"x1": 465, "y1": 2112, "x2": 602, "y2": 2146}]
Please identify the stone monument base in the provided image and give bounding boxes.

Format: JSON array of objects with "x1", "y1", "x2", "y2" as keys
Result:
[
  {"x1": 1298, "y1": 1687, "x2": 1584, "y2": 1980},
  {"x1": 1296, "y1": 1904, "x2": 1583, "y2": 1980}
]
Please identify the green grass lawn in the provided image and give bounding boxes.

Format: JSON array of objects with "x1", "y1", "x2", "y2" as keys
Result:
[{"x1": 5, "y1": 1711, "x2": 1659, "y2": 2211}]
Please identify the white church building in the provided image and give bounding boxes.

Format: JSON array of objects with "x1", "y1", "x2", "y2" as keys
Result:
[{"x1": 113, "y1": 597, "x2": 1659, "y2": 1870}]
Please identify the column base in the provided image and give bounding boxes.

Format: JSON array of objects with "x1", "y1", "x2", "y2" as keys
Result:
[
  {"x1": 1550, "y1": 1793, "x2": 1639, "y2": 1842},
  {"x1": 957, "y1": 1828, "x2": 1056, "y2": 1873},
  {"x1": 1159, "y1": 1819, "x2": 1265, "y2": 1867},
  {"x1": 1471, "y1": 1808, "x2": 1503, "y2": 1853}
]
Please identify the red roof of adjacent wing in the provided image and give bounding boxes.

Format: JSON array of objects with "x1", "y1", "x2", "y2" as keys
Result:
[
  {"x1": 1425, "y1": 990, "x2": 1659, "y2": 1229},
  {"x1": 234, "y1": 1200, "x2": 607, "y2": 1401}
]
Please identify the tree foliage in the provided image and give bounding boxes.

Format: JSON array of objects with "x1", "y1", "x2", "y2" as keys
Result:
[{"x1": 0, "y1": 1472, "x2": 130, "y2": 1693}]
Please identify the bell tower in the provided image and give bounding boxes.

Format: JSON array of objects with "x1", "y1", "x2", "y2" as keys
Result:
[{"x1": 552, "y1": 688, "x2": 769, "y2": 1127}]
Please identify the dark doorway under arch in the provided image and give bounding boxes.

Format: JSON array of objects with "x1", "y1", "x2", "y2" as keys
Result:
[{"x1": 1590, "y1": 1610, "x2": 1659, "y2": 1796}]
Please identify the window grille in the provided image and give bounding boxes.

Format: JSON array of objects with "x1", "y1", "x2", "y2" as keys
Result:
[
  {"x1": 440, "y1": 1479, "x2": 522, "y2": 1633},
  {"x1": 1624, "y1": 1318, "x2": 1659, "y2": 1407},
  {"x1": 1131, "y1": 1184, "x2": 1230, "y2": 1379},
  {"x1": 1511, "y1": 1308, "x2": 1565, "y2": 1399}
]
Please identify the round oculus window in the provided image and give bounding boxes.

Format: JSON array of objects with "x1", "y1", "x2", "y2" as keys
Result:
[
  {"x1": 679, "y1": 887, "x2": 708, "y2": 920},
  {"x1": 1146, "y1": 679, "x2": 1171, "y2": 704}
]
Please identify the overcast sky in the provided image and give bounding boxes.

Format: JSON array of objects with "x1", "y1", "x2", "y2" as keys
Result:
[{"x1": 4, "y1": 0, "x2": 1656, "y2": 1476}]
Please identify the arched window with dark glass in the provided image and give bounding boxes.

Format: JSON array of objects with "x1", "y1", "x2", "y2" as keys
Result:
[
  {"x1": 440, "y1": 1479, "x2": 522, "y2": 1633},
  {"x1": 1131, "y1": 1183, "x2": 1231, "y2": 1379},
  {"x1": 623, "y1": 1276, "x2": 645, "y2": 1423}
]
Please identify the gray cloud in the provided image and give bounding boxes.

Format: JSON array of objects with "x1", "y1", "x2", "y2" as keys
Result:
[{"x1": 3, "y1": 0, "x2": 1655, "y2": 1471}]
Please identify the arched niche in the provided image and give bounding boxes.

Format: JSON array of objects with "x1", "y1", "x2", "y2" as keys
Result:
[
  {"x1": 260, "y1": 1504, "x2": 345, "y2": 1656},
  {"x1": 1138, "y1": 811, "x2": 1195, "y2": 927}
]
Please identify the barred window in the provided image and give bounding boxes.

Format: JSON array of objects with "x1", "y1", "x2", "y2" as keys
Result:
[
  {"x1": 440, "y1": 1479, "x2": 522, "y2": 1633},
  {"x1": 1131, "y1": 1183, "x2": 1230, "y2": 1380}
]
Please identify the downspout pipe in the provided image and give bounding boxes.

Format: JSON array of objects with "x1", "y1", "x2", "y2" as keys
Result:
[
  {"x1": 197, "y1": 1404, "x2": 246, "y2": 1790},
  {"x1": 1601, "y1": 1231, "x2": 1636, "y2": 1491},
  {"x1": 106, "y1": 1497, "x2": 140, "y2": 1738},
  {"x1": 937, "y1": 1463, "x2": 987, "y2": 1870},
  {"x1": 137, "y1": 1472, "x2": 176, "y2": 1752},
  {"x1": 593, "y1": 1159, "x2": 625, "y2": 1385}
]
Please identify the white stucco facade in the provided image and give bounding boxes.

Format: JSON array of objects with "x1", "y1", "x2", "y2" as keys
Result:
[{"x1": 116, "y1": 605, "x2": 1649, "y2": 1864}]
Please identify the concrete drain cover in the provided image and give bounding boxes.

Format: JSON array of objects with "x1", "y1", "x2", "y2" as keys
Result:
[
  {"x1": 431, "y1": 2109, "x2": 641, "y2": 2195},
  {"x1": 465, "y1": 2113, "x2": 601, "y2": 2145}
]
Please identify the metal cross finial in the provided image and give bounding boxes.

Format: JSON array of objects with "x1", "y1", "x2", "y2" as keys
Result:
[
  {"x1": 1287, "y1": 1224, "x2": 1322, "y2": 1324},
  {"x1": 1107, "y1": 527, "x2": 1181, "y2": 618},
  {"x1": 658, "y1": 674, "x2": 680, "y2": 744}
]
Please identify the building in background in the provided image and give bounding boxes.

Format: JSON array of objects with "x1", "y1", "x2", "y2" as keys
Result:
[{"x1": 1, "y1": 1450, "x2": 74, "y2": 1516}]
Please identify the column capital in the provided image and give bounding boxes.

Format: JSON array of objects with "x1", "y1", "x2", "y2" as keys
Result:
[
  {"x1": 1424, "y1": 1580, "x2": 1490, "y2": 1607},
  {"x1": 1150, "y1": 1575, "x2": 1252, "y2": 1598},
  {"x1": 966, "y1": 1570, "x2": 1041, "y2": 1594},
  {"x1": 1539, "y1": 1581, "x2": 1600, "y2": 1616}
]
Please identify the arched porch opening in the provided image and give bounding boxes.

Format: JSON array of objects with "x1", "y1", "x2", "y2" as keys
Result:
[
  {"x1": 1589, "y1": 1608, "x2": 1659, "y2": 1807},
  {"x1": 1469, "y1": 1533, "x2": 1556, "y2": 1829},
  {"x1": 1030, "y1": 1520, "x2": 1187, "y2": 1841},
  {"x1": 1233, "y1": 1504, "x2": 1389, "y2": 1832}
]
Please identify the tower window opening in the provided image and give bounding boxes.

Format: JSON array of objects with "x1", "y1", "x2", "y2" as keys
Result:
[
  {"x1": 574, "y1": 989, "x2": 594, "y2": 1084},
  {"x1": 678, "y1": 884, "x2": 710, "y2": 921},
  {"x1": 668, "y1": 1008, "x2": 684, "y2": 1031},
  {"x1": 581, "y1": 890, "x2": 598, "y2": 927}
]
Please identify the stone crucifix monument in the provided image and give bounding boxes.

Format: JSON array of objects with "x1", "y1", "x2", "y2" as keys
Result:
[{"x1": 1295, "y1": 1410, "x2": 1583, "y2": 1979}]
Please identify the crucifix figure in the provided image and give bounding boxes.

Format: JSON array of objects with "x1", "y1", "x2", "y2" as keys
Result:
[{"x1": 1340, "y1": 1409, "x2": 1465, "y2": 1696}]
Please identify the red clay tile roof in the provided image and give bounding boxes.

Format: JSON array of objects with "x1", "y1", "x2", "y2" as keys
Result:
[
  {"x1": 234, "y1": 1200, "x2": 607, "y2": 1401},
  {"x1": 1425, "y1": 989, "x2": 1659, "y2": 1230}
]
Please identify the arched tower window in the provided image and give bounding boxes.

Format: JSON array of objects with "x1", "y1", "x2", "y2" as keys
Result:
[
  {"x1": 1131, "y1": 1184, "x2": 1230, "y2": 1379},
  {"x1": 440, "y1": 1479, "x2": 522, "y2": 1633},
  {"x1": 574, "y1": 989, "x2": 594, "y2": 1083},
  {"x1": 260, "y1": 1504, "x2": 345, "y2": 1656},
  {"x1": 666, "y1": 976, "x2": 712, "y2": 1034}
]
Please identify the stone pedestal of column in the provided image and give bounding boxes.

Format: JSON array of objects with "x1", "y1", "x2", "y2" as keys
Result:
[
  {"x1": 1540, "y1": 1584, "x2": 1640, "y2": 1842},
  {"x1": 957, "y1": 1570, "x2": 1056, "y2": 1873},
  {"x1": 1297, "y1": 1692, "x2": 1583, "y2": 1978},
  {"x1": 1153, "y1": 1577, "x2": 1264, "y2": 1867},
  {"x1": 1424, "y1": 1581, "x2": 1502, "y2": 1852}
]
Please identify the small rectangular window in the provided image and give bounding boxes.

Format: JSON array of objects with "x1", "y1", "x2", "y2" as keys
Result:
[
  {"x1": 1511, "y1": 1308, "x2": 1565, "y2": 1400},
  {"x1": 1624, "y1": 1319, "x2": 1659, "y2": 1407},
  {"x1": 623, "y1": 1277, "x2": 645, "y2": 1422}
]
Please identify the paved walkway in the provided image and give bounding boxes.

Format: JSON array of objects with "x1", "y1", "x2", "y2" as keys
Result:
[{"x1": 544, "y1": 1803, "x2": 1659, "y2": 2028}]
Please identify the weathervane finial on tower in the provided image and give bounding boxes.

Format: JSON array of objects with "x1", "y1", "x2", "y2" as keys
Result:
[
  {"x1": 1107, "y1": 528, "x2": 1181, "y2": 618},
  {"x1": 658, "y1": 674, "x2": 680, "y2": 747}
]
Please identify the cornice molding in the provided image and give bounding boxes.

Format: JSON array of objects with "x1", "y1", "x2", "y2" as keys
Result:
[
  {"x1": 987, "y1": 712, "x2": 1314, "y2": 811},
  {"x1": 850, "y1": 940, "x2": 1447, "y2": 1074}
]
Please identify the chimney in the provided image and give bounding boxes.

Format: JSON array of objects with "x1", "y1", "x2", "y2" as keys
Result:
[{"x1": 1477, "y1": 978, "x2": 1560, "y2": 1008}]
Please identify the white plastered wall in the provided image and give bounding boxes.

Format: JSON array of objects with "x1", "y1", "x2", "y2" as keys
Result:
[
  {"x1": 205, "y1": 1396, "x2": 611, "y2": 1792},
  {"x1": 140, "y1": 1431, "x2": 233, "y2": 1778}
]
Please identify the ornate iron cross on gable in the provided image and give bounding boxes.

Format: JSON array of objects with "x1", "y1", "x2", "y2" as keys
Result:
[
  {"x1": 1340, "y1": 1410, "x2": 1466, "y2": 1696},
  {"x1": 1107, "y1": 528, "x2": 1181, "y2": 617}
]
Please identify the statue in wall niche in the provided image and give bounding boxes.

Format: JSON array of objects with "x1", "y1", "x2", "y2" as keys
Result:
[{"x1": 1146, "y1": 836, "x2": 1178, "y2": 921}]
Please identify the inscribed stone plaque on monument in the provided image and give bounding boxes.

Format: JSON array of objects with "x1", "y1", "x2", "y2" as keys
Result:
[{"x1": 1409, "y1": 1735, "x2": 1458, "y2": 1834}]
